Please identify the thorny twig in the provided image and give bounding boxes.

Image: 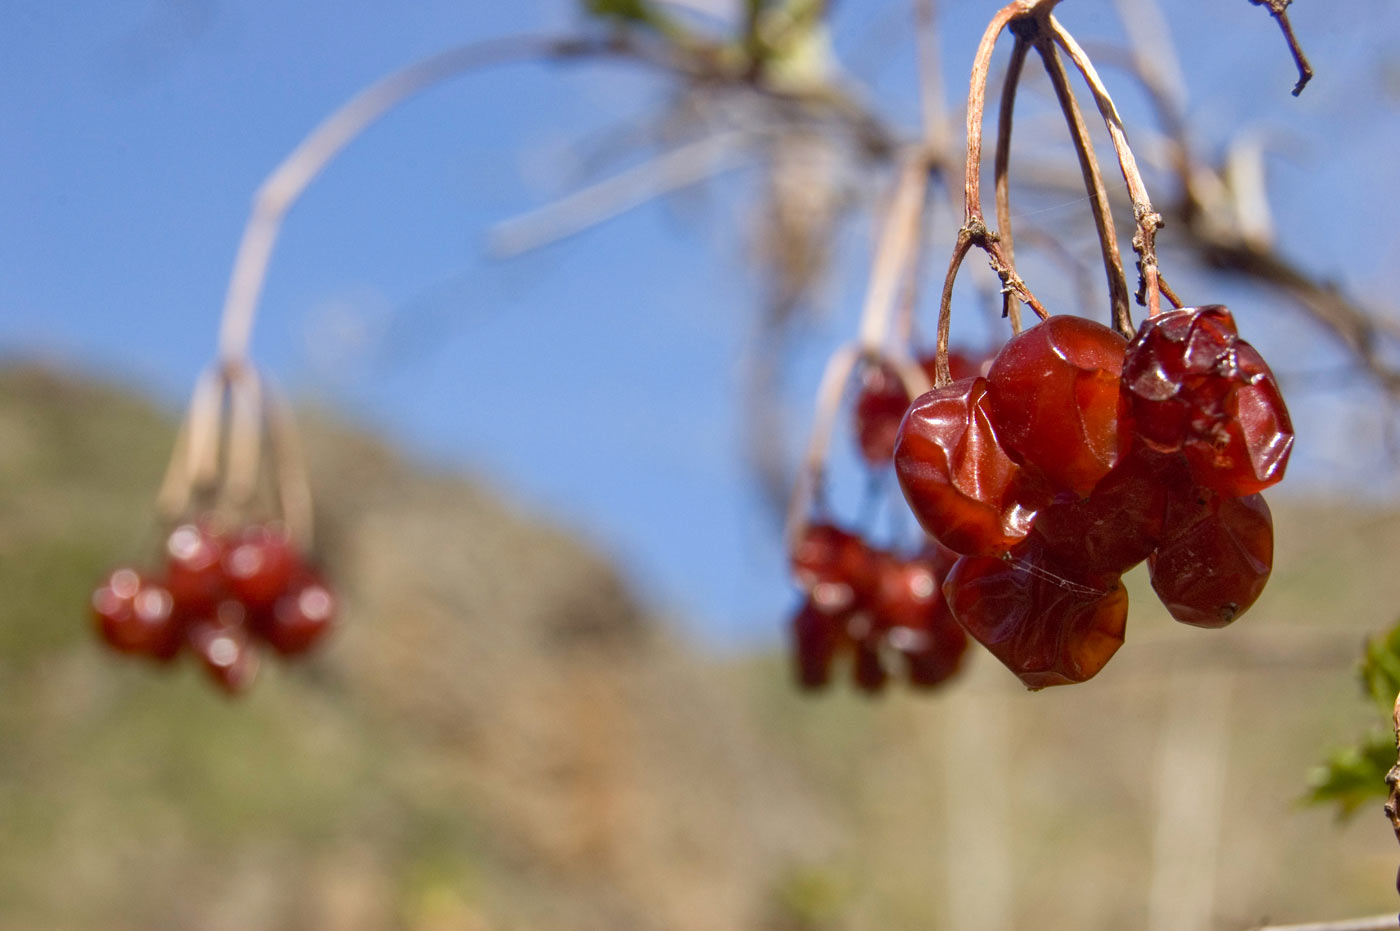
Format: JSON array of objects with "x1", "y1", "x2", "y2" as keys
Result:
[{"x1": 1249, "y1": 0, "x2": 1314, "y2": 96}]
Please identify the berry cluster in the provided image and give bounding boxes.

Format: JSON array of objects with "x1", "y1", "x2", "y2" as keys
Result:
[
  {"x1": 895, "y1": 306, "x2": 1292, "y2": 689},
  {"x1": 90, "y1": 520, "x2": 335, "y2": 694},
  {"x1": 788, "y1": 522, "x2": 969, "y2": 693}
]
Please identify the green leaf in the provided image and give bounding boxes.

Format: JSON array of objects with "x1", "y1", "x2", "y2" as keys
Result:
[
  {"x1": 1360, "y1": 622, "x2": 1400, "y2": 713},
  {"x1": 1304, "y1": 732, "x2": 1395, "y2": 818}
]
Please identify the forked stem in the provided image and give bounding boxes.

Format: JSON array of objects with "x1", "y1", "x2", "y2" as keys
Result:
[
  {"x1": 1034, "y1": 34, "x2": 1134, "y2": 337},
  {"x1": 1047, "y1": 14, "x2": 1164, "y2": 317}
]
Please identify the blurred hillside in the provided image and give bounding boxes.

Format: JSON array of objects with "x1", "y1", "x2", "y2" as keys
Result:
[{"x1": 1, "y1": 365, "x2": 1398, "y2": 930}]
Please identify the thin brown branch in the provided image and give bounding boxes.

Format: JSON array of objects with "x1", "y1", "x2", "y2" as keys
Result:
[
  {"x1": 1249, "y1": 0, "x2": 1314, "y2": 96},
  {"x1": 785, "y1": 342, "x2": 862, "y2": 553},
  {"x1": 993, "y1": 37, "x2": 1031, "y2": 334},
  {"x1": 1385, "y1": 690, "x2": 1400, "y2": 847},
  {"x1": 1047, "y1": 13, "x2": 1163, "y2": 317},
  {"x1": 1034, "y1": 33, "x2": 1133, "y2": 337}
]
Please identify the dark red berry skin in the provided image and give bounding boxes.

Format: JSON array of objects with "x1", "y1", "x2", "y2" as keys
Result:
[
  {"x1": 790, "y1": 523, "x2": 879, "y2": 614},
  {"x1": 187, "y1": 601, "x2": 260, "y2": 695},
  {"x1": 92, "y1": 569, "x2": 184, "y2": 659},
  {"x1": 853, "y1": 351, "x2": 983, "y2": 466},
  {"x1": 1120, "y1": 306, "x2": 1292, "y2": 496},
  {"x1": 898, "y1": 595, "x2": 969, "y2": 688},
  {"x1": 895, "y1": 377, "x2": 1045, "y2": 556},
  {"x1": 257, "y1": 573, "x2": 336, "y2": 655},
  {"x1": 1149, "y1": 493, "x2": 1273, "y2": 628},
  {"x1": 222, "y1": 524, "x2": 300, "y2": 609},
  {"x1": 163, "y1": 523, "x2": 228, "y2": 618},
  {"x1": 1030, "y1": 449, "x2": 1187, "y2": 578},
  {"x1": 943, "y1": 541, "x2": 1127, "y2": 689},
  {"x1": 852, "y1": 638, "x2": 889, "y2": 694},
  {"x1": 985, "y1": 316, "x2": 1127, "y2": 497},
  {"x1": 791, "y1": 598, "x2": 844, "y2": 690}
]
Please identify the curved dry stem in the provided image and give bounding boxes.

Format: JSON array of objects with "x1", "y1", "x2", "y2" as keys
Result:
[
  {"x1": 215, "y1": 34, "x2": 612, "y2": 370},
  {"x1": 222, "y1": 365, "x2": 264, "y2": 511},
  {"x1": 963, "y1": 4, "x2": 1028, "y2": 225},
  {"x1": 934, "y1": 231, "x2": 976, "y2": 388},
  {"x1": 1048, "y1": 14, "x2": 1163, "y2": 317},
  {"x1": 993, "y1": 37, "x2": 1031, "y2": 334},
  {"x1": 785, "y1": 342, "x2": 863, "y2": 555},
  {"x1": 1035, "y1": 36, "x2": 1133, "y2": 337},
  {"x1": 156, "y1": 367, "x2": 225, "y2": 522},
  {"x1": 858, "y1": 155, "x2": 933, "y2": 350},
  {"x1": 263, "y1": 379, "x2": 316, "y2": 551},
  {"x1": 913, "y1": 0, "x2": 951, "y2": 150}
]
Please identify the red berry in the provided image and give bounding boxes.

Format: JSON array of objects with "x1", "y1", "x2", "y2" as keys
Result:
[
  {"x1": 894, "y1": 376, "x2": 1045, "y2": 556},
  {"x1": 790, "y1": 598, "x2": 844, "y2": 690},
  {"x1": 258, "y1": 574, "x2": 336, "y2": 655},
  {"x1": 853, "y1": 362, "x2": 915, "y2": 466},
  {"x1": 163, "y1": 522, "x2": 228, "y2": 617},
  {"x1": 790, "y1": 523, "x2": 879, "y2": 613},
  {"x1": 985, "y1": 316, "x2": 1127, "y2": 496},
  {"x1": 851, "y1": 638, "x2": 889, "y2": 694},
  {"x1": 1030, "y1": 449, "x2": 1186, "y2": 577},
  {"x1": 1120, "y1": 306, "x2": 1292, "y2": 496},
  {"x1": 92, "y1": 569, "x2": 183, "y2": 658},
  {"x1": 222, "y1": 523, "x2": 300, "y2": 608},
  {"x1": 943, "y1": 542, "x2": 1127, "y2": 689},
  {"x1": 188, "y1": 601, "x2": 260, "y2": 694},
  {"x1": 853, "y1": 351, "x2": 984, "y2": 466},
  {"x1": 884, "y1": 581, "x2": 968, "y2": 689},
  {"x1": 1149, "y1": 493, "x2": 1273, "y2": 628}
]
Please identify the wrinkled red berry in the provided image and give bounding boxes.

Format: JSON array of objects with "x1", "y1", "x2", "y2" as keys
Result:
[
  {"x1": 1121, "y1": 306, "x2": 1292, "y2": 496},
  {"x1": 1149, "y1": 493, "x2": 1273, "y2": 628},
  {"x1": 1030, "y1": 449, "x2": 1187, "y2": 577},
  {"x1": 985, "y1": 316, "x2": 1127, "y2": 496},
  {"x1": 943, "y1": 542, "x2": 1127, "y2": 689},
  {"x1": 895, "y1": 377, "x2": 1045, "y2": 556},
  {"x1": 790, "y1": 523, "x2": 879, "y2": 613}
]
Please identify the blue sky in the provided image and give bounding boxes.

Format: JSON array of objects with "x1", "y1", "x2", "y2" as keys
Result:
[{"x1": 3, "y1": 0, "x2": 1398, "y2": 647}]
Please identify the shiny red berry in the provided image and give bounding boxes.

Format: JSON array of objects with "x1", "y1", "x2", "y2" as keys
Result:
[
  {"x1": 853, "y1": 351, "x2": 983, "y2": 466},
  {"x1": 188, "y1": 601, "x2": 260, "y2": 694},
  {"x1": 222, "y1": 523, "x2": 300, "y2": 608},
  {"x1": 790, "y1": 598, "x2": 844, "y2": 690},
  {"x1": 258, "y1": 574, "x2": 336, "y2": 655},
  {"x1": 92, "y1": 568, "x2": 178, "y2": 655},
  {"x1": 895, "y1": 376, "x2": 1044, "y2": 556},
  {"x1": 1120, "y1": 306, "x2": 1292, "y2": 496},
  {"x1": 163, "y1": 522, "x2": 228, "y2": 617},
  {"x1": 943, "y1": 542, "x2": 1127, "y2": 689},
  {"x1": 1149, "y1": 493, "x2": 1273, "y2": 628},
  {"x1": 790, "y1": 523, "x2": 879, "y2": 613},
  {"x1": 985, "y1": 315, "x2": 1127, "y2": 496}
]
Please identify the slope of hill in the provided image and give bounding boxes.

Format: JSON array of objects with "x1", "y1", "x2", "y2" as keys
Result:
[{"x1": 0, "y1": 364, "x2": 1397, "y2": 930}]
